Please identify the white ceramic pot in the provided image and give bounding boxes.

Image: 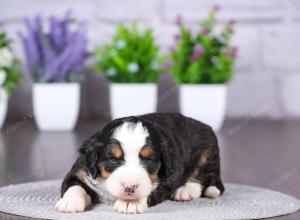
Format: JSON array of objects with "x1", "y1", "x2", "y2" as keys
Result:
[
  {"x1": 33, "y1": 83, "x2": 80, "y2": 131},
  {"x1": 110, "y1": 83, "x2": 157, "y2": 119},
  {"x1": 0, "y1": 88, "x2": 8, "y2": 129},
  {"x1": 179, "y1": 84, "x2": 227, "y2": 131}
]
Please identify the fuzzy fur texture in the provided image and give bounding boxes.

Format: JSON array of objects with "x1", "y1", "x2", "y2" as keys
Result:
[{"x1": 56, "y1": 113, "x2": 225, "y2": 214}]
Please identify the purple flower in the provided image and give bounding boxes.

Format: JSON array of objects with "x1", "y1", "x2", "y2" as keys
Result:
[
  {"x1": 175, "y1": 15, "x2": 182, "y2": 26},
  {"x1": 190, "y1": 53, "x2": 199, "y2": 61},
  {"x1": 213, "y1": 4, "x2": 221, "y2": 12},
  {"x1": 162, "y1": 60, "x2": 172, "y2": 68},
  {"x1": 169, "y1": 46, "x2": 176, "y2": 52},
  {"x1": 174, "y1": 33, "x2": 181, "y2": 41},
  {"x1": 194, "y1": 44, "x2": 203, "y2": 55},
  {"x1": 226, "y1": 25, "x2": 235, "y2": 34},
  {"x1": 200, "y1": 27, "x2": 209, "y2": 34},
  {"x1": 226, "y1": 47, "x2": 238, "y2": 58},
  {"x1": 229, "y1": 19, "x2": 237, "y2": 25},
  {"x1": 189, "y1": 44, "x2": 204, "y2": 62},
  {"x1": 19, "y1": 12, "x2": 87, "y2": 82}
]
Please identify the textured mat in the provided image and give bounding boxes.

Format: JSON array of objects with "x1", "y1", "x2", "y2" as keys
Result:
[{"x1": 0, "y1": 180, "x2": 299, "y2": 220}]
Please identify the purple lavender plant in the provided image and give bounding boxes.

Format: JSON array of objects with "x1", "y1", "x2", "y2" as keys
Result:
[{"x1": 19, "y1": 12, "x2": 87, "y2": 83}]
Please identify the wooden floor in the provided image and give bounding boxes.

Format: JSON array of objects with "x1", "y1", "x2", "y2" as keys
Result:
[{"x1": 0, "y1": 118, "x2": 299, "y2": 219}]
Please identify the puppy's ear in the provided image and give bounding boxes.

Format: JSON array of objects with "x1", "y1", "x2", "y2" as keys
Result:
[
  {"x1": 79, "y1": 131, "x2": 102, "y2": 154},
  {"x1": 84, "y1": 141, "x2": 104, "y2": 179}
]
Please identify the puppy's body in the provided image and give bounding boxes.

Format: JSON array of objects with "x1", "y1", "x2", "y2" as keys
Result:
[{"x1": 56, "y1": 113, "x2": 224, "y2": 214}]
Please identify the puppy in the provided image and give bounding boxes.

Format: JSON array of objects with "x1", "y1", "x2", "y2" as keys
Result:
[{"x1": 55, "y1": 113, "x2": 224, "y2": 214}]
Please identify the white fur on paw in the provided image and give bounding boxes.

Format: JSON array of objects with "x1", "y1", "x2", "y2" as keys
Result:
[
  {"x1": 204, "y1": 186, "x2": 221, "y2": 198},
  {"x1": 113, "y1": 198, "x2": 147, "y2": 214},
  {"x1": 173, "y1": 182, "x2": 202, "y2": 201},
  {"x1": 55, "y1": 186, "x2": 91, "y2": 213}
]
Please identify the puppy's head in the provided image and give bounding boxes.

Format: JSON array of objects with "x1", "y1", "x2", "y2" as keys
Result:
[{"x1": 84, "y1": 119, "x2": 161, "y2": 200}]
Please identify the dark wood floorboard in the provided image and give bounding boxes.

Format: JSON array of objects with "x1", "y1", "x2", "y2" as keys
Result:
[{"x1": 0, "y1": 118, "x2": 299, "y2": 219}]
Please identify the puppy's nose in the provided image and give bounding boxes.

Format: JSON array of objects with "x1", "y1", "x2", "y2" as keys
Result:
[{"x1": 122, "y1": 183, "x2": 139, "y2": 194}]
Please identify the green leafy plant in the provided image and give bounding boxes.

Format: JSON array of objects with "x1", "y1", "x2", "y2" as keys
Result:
[
  {"x1": 0, "y1": 32, "x2": 22, "y2": 96},
  {"x1": 164, "y1": 6, "x2": 237, "y2": 84},
  {"x1": 94, "y1": 22, "x2": 161, "y2": 83}
]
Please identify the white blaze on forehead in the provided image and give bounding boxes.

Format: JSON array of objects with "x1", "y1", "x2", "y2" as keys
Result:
[
  {"x1": 106, "y1": 121, "x2": 153, "y2": 200},
  {"x1": 113, "y1": 122, "x2": 149, "y2": 163}
]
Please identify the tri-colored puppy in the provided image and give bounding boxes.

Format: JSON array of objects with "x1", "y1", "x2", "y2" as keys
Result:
[{"x1": 55, "y1": 113, "x2": 224, "y2": 214}]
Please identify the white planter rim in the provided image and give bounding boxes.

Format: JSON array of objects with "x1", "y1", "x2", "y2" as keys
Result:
[
  {"x1": 179, "y1": 83, "x2": 227, "y2": 87},
  {"x1": 33, "y1": 83, "x2": 80, "y2": 90},
  {"x1": 110, "y1": 82, "x2": 157, "y2": 86},
  {"x1": 33, "y1": 82, "x2": 80, "y2": 85}
]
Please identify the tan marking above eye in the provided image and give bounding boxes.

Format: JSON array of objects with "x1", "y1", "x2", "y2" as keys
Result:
[
  {"x1": 139, "y1": 145, "x2": 153, "y2": 158},
  {"x1": 101, "y1": 167, "x2": 111, "y2": 179},
  {"x1": 98, "y1": 163, "x2": 111, "y2": 179},
  {"x1": 111, "y1": 144, "x2": 123, "y2": 159}
]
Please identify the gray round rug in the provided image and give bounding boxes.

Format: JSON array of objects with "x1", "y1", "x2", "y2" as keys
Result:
[{"x1": 0, "y1": 180, "x2": 299, "y2": 220}]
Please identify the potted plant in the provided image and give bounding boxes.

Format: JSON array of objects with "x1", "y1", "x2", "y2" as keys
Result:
[
  {"x1": 94, "y1": 22, "x2": 161, "y2": 119},
  {"x1": 19, "y1": 12, "x2": 87, "y2": 131},
  {"x1": 0, "y1": 31, "x2": 22, "y2": 129},
  {"x1": 165, "y1": 7, "x2": 237, "y2": 131}
]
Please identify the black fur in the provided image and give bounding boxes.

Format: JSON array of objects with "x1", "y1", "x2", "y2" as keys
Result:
[{"x1": 61, "y1": 113, "x2": 225, "y2": 207}]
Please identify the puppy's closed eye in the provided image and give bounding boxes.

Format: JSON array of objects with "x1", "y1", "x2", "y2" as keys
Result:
[
  {"x1": 99, "y1": 144, "x2": 124, "y2": 177},
  {"x1": 139, "y1": 145, "x2": 160, "y2": 175},
  {"x1": 98, "y1": 163, "x2": 111, "y2": 179}
]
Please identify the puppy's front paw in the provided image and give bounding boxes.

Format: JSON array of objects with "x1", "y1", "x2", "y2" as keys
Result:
[
  {"x1": 55, "y1": 186, "x2": 91, "y2": 213},
  {"x1": 173, "y1": 182, "x2": 202, "y2": 201},
  {"x1": 204, "y1": 186, "x2": 221, "y2": 198},
  {"x1": 113, "y1": 198, "x2": 147, "y2": 214}
]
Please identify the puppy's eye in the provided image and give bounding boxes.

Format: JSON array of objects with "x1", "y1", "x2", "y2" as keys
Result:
[
  {"x1": 108, "y1": 157, "x2": 119, "y2": 164},
  {"x1": 141, "y1": 157, "x2": 157, "y2": 171},
  {"x1": 141, "y1": 157, "x2": 153, "y2": 164}
]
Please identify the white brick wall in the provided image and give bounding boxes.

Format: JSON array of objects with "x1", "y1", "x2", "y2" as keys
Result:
[
  {"x1": 95, "y1": 0, "x2": 161, "y2": 21},
  {"x1": 231, "y1": 25, "x2": 262, "y2": 72},
  {"x1": 226, "y1": 73, "x2": 281, "y2": 119},
  {"x1": 280, "y1": 74, "x2": 300, "y2": 118},
  {"x1": 0, "y1": 0, "x2": 299, "y2": 119},
  {"x1": 263, "y1": 25, "x2": 300, "y2": 72},
  {"x1": 163, "y1": 0, "x2": 286, "y2": 22}
]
